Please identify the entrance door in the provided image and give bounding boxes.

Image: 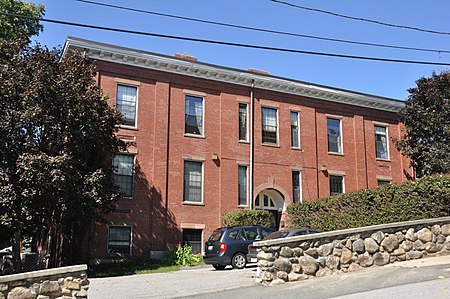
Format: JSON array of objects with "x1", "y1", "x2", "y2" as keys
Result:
[{"x1": 255, "y1": 191, "x2": 283, "y2": 229}]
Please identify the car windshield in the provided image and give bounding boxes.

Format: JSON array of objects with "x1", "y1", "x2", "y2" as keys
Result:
[
  {"x1": 208, "y1": 230, "x2": 224, "y2": 242},
  {"x1": 266, "y1": 231, "x2": 289, "y2": 239}
]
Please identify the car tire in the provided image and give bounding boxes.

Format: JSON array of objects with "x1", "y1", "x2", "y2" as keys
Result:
[
  {"x1": 231, "y1": 253, "x2": 246, "y2": 269},
  {"x1": 212, "y1": 264, "x2": 226, "y2": 270}
]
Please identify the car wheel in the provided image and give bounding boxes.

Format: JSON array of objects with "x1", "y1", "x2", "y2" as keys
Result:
[
  {"x1": 212, "y1": 264, "x2": 226, "y2": 270},
  {"x1": 231, "y1": 253, "x2": 246, "y2": 269}
]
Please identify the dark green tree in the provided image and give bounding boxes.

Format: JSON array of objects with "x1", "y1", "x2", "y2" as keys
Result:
[
  {"x1": 0, "y1": 0, "x2": 45, "y2": 42},
  {"x1": 0, "y1": 38, "x2": 125, "y2": 269},
  {"x1": 396, "y1": 71, "x2": 450, "y2": 177}
]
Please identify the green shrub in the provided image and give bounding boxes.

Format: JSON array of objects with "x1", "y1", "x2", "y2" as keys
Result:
[
  {"x1": 175, "y1": 244, "x2": 200, "y2": 266},
  {"x1": 222, "y1": 209, "x2": 272, "y2": 227},
  {"x1": 287, "y1": 174, "x2": 450, "y2": 231}
]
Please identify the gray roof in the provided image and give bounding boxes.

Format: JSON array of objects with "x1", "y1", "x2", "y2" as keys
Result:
[{"x1": 63, "y1": 37, "x2": 404, "y2": 113}]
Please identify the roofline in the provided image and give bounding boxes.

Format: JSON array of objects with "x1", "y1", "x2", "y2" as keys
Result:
[{"x1": 63, "y1": 36, "x2": 404, "y2": 113}]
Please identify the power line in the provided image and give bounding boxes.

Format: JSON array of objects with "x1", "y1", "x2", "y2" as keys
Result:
[
  {"x1": 270, "y1": 0, "x2": 450, "y2": 36},
  {"x1": 74, "y1": 0, "x2": 450, "y2": 55},
  {"x1": 2, "y1": 12, "x2": 450, "y2": 66}
]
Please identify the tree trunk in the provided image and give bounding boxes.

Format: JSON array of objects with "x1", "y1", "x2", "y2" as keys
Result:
[{"x1": 12, "y1": 231, "x2": 21, "y2": 273}]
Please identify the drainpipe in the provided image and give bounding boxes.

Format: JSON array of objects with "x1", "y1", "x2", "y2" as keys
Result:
[{"x1": 250, "y1": 80, "x2": 255, "y2": 210}]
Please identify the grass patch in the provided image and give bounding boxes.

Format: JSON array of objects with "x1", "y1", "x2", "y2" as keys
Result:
[{"x1": 88, "y1": 256, "x2": 205, "y2": 278}]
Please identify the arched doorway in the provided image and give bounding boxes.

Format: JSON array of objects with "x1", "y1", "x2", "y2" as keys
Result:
[{"x1": 254, "y1": 189, "x2": 285, "y2": 229}]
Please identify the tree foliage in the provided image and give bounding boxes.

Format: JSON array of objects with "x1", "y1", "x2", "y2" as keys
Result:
[
  {"x1": 0, "y1": 0, "x2": 45, "y2": 42},
  {"x1": 0, "y1": 38, "x2": 125, "y2": 267},
  {"x1": 396, "y1": 71, "x2": 450, "y2": 177}
]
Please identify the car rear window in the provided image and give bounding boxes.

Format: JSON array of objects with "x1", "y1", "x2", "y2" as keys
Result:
[{"x1": 208, "y1": 230, "x2": 224, "y2": 242}]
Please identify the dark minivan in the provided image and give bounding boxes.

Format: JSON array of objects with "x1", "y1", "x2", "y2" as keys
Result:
[{"x1": 203, "y1": 225, "x2": 274, "y2": 270}]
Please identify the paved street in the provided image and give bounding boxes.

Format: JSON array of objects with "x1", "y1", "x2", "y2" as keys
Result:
[
  {"x1": 89, "y1": 265, "x2": 258, "y2": 299},
  {"x1": 90, "y1": 255, "x2": 450, "y2": 299}
]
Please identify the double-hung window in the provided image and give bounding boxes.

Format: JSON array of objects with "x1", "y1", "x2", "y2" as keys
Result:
[
  {"x1": 329, "y1": 175, "x2": 344, "y2": 196},
  {"x1": 239, "y1": 103, "x2": 248, "y2": 142},
  {"x1": 238, "y1": 165, "x2": 248, "y2": 206},
  {"x1": 113, "y1": 154, "x2": 134, "y2": 198},
  {"x1": 291, "y1": 111, "x2": 300, "y2": 148},
  {"x1": 185, "y1": 95, "x2": 204, "y2": 136},
  {"x1": 292, "y1": 171, "x2": 301, "y2": 203},
  {"x1": 375, "y1": 125, "x2": 389, "y2": 159},
  {"x1": 108, "y1": 226, "x2": 131, "y2": 255},
  {"x1": 262, "y1": 107, "x2": 278, "y2": 144},
  {"x1": 116, "y1": 84, "x2": 137, "y2": 127},
  {"x1": 327, "y1": 118, "x2": 342, "y2": 153},
  {"x1": 183, "y1": 161, "x2": 203, "y2": 203}
]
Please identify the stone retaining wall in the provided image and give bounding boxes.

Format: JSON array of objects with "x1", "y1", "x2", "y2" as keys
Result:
[
  {"x1": 253, "y1": 217, "x2": 450, "y2": 286},
  {"x1": 0, "y1": 265, "x2": 88, "y2": 299}
]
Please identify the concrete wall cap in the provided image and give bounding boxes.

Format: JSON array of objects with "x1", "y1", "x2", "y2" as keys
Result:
[{"x1": 0, "y1": 264, "x2": 87, "y2": 283}]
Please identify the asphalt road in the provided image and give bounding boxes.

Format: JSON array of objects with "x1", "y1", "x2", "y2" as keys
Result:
[
  {"x1": 89, "y1": 255, "x2": 450, "y2": 299},
  {"x1": 89, "y1": 264, "x2": 258, "y2": 299}
]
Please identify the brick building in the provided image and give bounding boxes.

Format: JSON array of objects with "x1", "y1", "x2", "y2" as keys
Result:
[{"x1": 63, "y1": 37, "x2": 411, "y2": 260}]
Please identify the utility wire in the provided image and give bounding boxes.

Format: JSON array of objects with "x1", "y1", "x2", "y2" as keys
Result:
[
  {"x1": 74, "y1": 0, "x2": 450, "y2": 55},
  {"x1": 270, "y1": 0, "x2": 450, "y2": 36},
  {"x1": 3, "y1": 12, "x2": 450, "y2": 66}
]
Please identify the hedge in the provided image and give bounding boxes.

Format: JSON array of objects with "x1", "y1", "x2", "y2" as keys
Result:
[
  {"x1": 287, "y1": 174, "x2": 450, "y2": 231},
  {"x1": 222, "y1": 209, "x2": 272, "y2": 227}
]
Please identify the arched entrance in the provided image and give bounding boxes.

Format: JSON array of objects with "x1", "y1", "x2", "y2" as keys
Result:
[{"x1": 254, "y1": 188, "x2": 285, "y2": 229}]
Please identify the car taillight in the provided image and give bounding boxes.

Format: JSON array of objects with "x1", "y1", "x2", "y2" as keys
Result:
[
  {"x1": 219, "y1": 242, "x2": 227, "y2": 253},
  {"x1": 247, "y1": 245, "x2": 253, "y2": 251}
]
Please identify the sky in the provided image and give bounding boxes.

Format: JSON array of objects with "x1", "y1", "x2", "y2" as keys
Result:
[{"x1": 32, "y1": 0, "x2": 450, "y2": 100}]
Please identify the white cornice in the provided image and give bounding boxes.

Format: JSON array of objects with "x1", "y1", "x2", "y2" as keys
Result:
[{"x1": 63, "y1": 37, "x2": 404, "y2": 113}]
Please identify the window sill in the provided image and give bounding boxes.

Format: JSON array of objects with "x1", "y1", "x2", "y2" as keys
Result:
[
  {"x1": 183, "y1": 201, "x2": 205, "y2": 206},
  {"x1": 184, "y1": 133, "x2": 206, "y2": 139},
  {"x1": 376, "y1": 158, "x2": 391, "y2": 162},
  {"x1": 239, "y1": 140, "x2": 250, "y2": 144},
  {"x1": 328, "y1": 152, "x2": 344, "y2": 156},
  {"x1": 262, "y1": 143, "x2": 280, "y2": 148},
  {"x1": 238, "y1": 204, "x2": 249, "y2": 208},
  {"x1": 116, "y1": 125, "x2": 139, "y2": 131},
  {"x1": 291, "y1": 147, "x2": 303, "y2": 151}
]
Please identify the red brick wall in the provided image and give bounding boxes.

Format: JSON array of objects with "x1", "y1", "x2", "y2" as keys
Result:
[{"x1": 84, "y1": 60, "x2": 411, "y2": 259}]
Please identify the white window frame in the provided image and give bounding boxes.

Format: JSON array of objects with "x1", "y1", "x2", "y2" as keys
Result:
[
  {"x1": 327, "y1": 117, "x2": 343, "y2": 154},
  {"x1": 238, "y1": 165, "x2": 248, "y2": 206},
  {"x1": 116, "y1": 84, "x2": 138, "y2": 128},
  {"x1": 375, "y1": 125, "x2": 390, "y2": 160},
  {"x1": 292, "y1": 170, "x2": 302, "y2": 203},
  {"x1": 261, "y1": 106, "x2": 279, "y2": 145},
  {"x1": 238, "y1": 103, "x2": 249, "y2": 142},
  {"x1": 113, "y1": 153, "x2": 135, "y2": 199},
  {"x1": 291, "y1": 111, "x2": 300, "y2": 148},
  {"x1": 183, "y1": 160, "x2": 204, "y2": 203},
  {"x1": 107, "y1": 225, "x2": 132, "y2": 256},
  {"x1": 184, "y1": 95, "x2": 205, "y2": 137}
]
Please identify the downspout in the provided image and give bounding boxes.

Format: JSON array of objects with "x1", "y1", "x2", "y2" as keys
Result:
[{"x1": 250, "y1": 80, "x2": 255, "y2": 210}]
